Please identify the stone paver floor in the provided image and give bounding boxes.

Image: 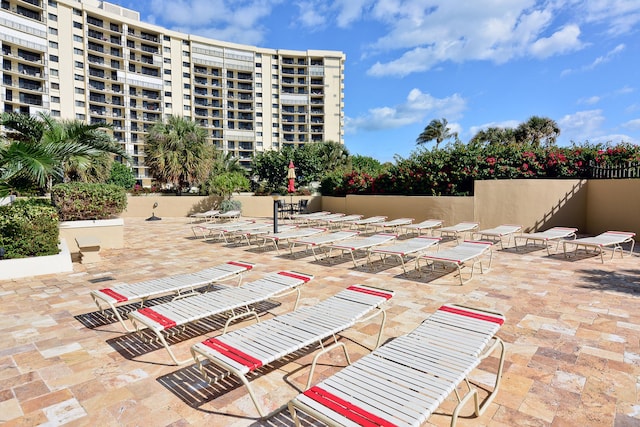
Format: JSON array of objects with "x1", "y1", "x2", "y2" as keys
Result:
[{"x1": 1, "y1": 217, "x2": 639, "y2": 426}]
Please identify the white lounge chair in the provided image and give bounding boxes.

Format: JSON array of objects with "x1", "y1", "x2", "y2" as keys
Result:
[
  {"x1": 90, "y1": 260, "x2": 254, "y2": 332},
  {"x1": 416, "y1": 240, "x2": 493, "y2": 285},
  {"x1": 291, "y1": 211, "x2": 331, "y2": 224},
  {"x1": 437, "y1": 221, "x2": 479, "y2": 242},
  {"x1": 189, "y1": 209, "x2": 220, "y2": 223},
  {"x1": 371, "y1": 217, "x2": 414, "y2": 233},
  {"x1": 306, "y1": 212, "x2": 346, "y2": 225},
  {"x1": 327, "y1": 233, "x2": 398, "y2": 267},
  {"x1": 290, "y1": 230, "x2": 361, "y2": 260},
  {"x1": 402, "y1": 219, "x2": 443, "y2": 236},
  {"x1": 346, "y1": 215, "x2": 387, "y2": 231},
  {"x1": 288, "y1": 304, "x2": 506, "y2": 427},
  {"x1": 260, "y1": 227, "x2": 327, "y2": 253},
  {"x1": 216, "y1": 209, "x2": 241, "y2": 221},
  {"x1": 207, "y1": 222, "x2": 273, "y2": 243},
  {"x1": 191, "y1": 220, "x2": 255, "y2": 239},
  {"x1": 321, "y1": 214, "x2": 364, "y2": 229},
  {"x1": 514, "y1": 226, "x2": 578, "y2": 255},
  {"x1": 190, "y1": 284, "x2": 394, "y2": 418},
  {"x1": 368, "y1": 236, "x2": 441, "y2": 273},
  {"x1": 473, "y1": 224, "x2": 522, "y2": 249},
  {"x1": 562, "y1": 231, "x2": 636, "y2": 263},
  {"x1": 126, "y1": 270, "x2": 313, "y2": 365},
  {"x1": 234, "y1": 224, "x2": 297, "y2": 246}
]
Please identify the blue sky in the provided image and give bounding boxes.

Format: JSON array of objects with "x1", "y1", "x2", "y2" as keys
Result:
[{"x1": 109, "y1": 0, "x2": 640, "y2": 162}]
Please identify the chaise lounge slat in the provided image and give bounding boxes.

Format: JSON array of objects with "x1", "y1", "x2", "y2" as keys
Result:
[
  {"x1": 562, "y1": 230, "x2": 635, "y2": 263},
  {"x1": 368, "y1": 236, "x2": 441, "y2": 273},
  {"x1": 416, "y1": 240, "x2": 493, "y2": 285},
  {"x1": 514, "y1": 226, "x2": 578, "y2": 255}
]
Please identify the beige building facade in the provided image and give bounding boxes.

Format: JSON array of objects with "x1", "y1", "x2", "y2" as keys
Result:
[{"x1": 1, "y1": 0, "x2": 345, "y2": 183}]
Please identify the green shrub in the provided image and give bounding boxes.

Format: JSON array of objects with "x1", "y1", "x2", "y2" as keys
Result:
[
  {"x1": 220, "y1": 199, "x2": 241, "y2": 213},
  {"x1": 51, "y1": 182, "x2": 127, "y2": 221},
  {"x1": 107, "y1": 162, "x2": 137, "y2": 189},
  {"x1": 0, "y1": 198, "x2": 59, "y2": 259}
]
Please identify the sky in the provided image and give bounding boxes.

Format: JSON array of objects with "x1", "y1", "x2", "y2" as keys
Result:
[{"x1": 108, "y1": 0, "x2": 640, "y2": 162}]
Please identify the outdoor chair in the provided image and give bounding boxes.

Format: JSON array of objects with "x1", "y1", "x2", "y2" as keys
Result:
[
  {"x1": 291, "y1": 211, "x2": 331, "y2": 224},
  {"x1": 402, "y1": 219, "x2": 443, "y2": 236},
  {"x1": 368, "y1": 236, "x2": 441, "y2": 273},
  {"x1": 437, "y1": 221, "x2": 480, "y2": 242},
  {"x1": 189, "y1": 209, "x2": 220, "y2": 223},
  {"x1": 562, "y1": 230, "x2": 636, "y2": 263},
  {"x1": 346, "y1": 215, "x2": 387, "y2": 231},
  {"x1": 290, "y1": 230, "x2": 361, "y2": 260},
  {"x1": 326, "y1": 233, "x2": 398, "y2": 267},
  {"x1": 513, "y1": 226, "x2": 578, "y2": 255},
  {"x1": 370, "y1": 217, "x2": 415, "y2": 233},
  {"x1": 191, "y1": 220, "x2": 255, "y2": 240},
  {"x1": 320, "y1": 214, "x2": 364, "y2": 229},
  {"x1": 473, "y1": 224, "x2": 522, "y2": 249},
  {"x1": 216, "y1": 209, "x2": 241, "y2": 221},
  {"x1": 260, "y1": 227, "x2": 327, "y2": 253},
  {"x1": 89, "y1": 260, "x2": 254, "y2": 332},
  {"x1": 305, "y1": 212, "x2": 346, "y2": 225},
  {"x1": 416, "y1": 240, "x2": 493, "y2": 285},
  {"x1": 190, "y1": 284, "x2": 394, "y2": 418},
  {"x1": 288, "y1": 303, "x2": 505, "y2": 427},
  {"x1": 126, "y1": 270, "x2": 314, "y2": 365}
]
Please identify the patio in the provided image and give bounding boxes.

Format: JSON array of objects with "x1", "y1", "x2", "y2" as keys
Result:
[{"x1": 1, "y1": 217, "x2": 639, "y2": 426}]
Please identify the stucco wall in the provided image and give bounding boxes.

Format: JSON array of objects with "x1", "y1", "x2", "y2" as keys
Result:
[
  {"x1": 586, "y1": 179, "x2": 640, "y2": 236},
  {"x1": 474, "y1": 179, "x2": 588, "y2": 232}
]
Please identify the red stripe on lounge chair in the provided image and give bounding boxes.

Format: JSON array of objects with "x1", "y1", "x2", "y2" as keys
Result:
[
  {"x1": 439, "y1": 305, "x2": 504, "y2": 325},
  {"x1": 303, "y1": 386, "x2": 397, "y2": 427},
  {"x1": 227, "y1": 261, "x2": 253, "y2": 269},
  {"x1": 99, "y1": 288, "x2": 128, "y2": 303},
  {"x1": 138, "y1": 308, "x2": 177, "y2": 329},
  {"x1": 347, "y1": 286, "x2": 393, "y2": 300},
  {"x1": 201, "y1": 338, "x2": 262, "y2": 370},
  {"x1": 278, "y1": 271, "x2": 312, "y2": 282},
  {"x1": 605, "y1": 231, "x2": 635, "y2": 236}
]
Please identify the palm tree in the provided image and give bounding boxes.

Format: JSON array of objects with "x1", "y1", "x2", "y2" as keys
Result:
[
  {"x1": 0, "y1": 112, "x2": 127, "y2": 195},
  {"x1": 515, "y1": 116, "x2": 560, "y2": 147},
  {"x1": 212, "y1": 151, "x2": 246, "y2": 175},
  {"x1": 470, "y1": 127, "x2": 517, "y2": 147},
  {"x1": 416, "y1": 118, "x2": 458, "y2": 150},
  {"x1": 144, "y1": 115, "x2": 212, "y2": 193}
]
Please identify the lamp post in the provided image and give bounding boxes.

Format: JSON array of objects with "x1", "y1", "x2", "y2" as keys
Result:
[{"x1": 271, "y1": 193, "x2": 280, "y2": 233}]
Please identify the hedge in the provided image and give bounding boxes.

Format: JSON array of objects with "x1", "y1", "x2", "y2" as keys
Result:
[
  {"x1": 0, "y1": 198, "x2": 59, "y2": 259},
  {"x1": 51, "y1": 182, "x2": 127, "y2": 221}
]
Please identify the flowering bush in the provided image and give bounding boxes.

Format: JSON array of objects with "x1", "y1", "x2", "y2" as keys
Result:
[{"x1": 321, "y1": 142, "x2": 640, "y2": 196}]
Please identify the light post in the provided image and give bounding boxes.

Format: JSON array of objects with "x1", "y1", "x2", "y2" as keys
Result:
[{"x1": 271, "y1": 193, "x2": 280, "y2": 233}]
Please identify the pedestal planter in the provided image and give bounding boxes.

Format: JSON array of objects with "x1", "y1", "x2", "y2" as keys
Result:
[
  {"x1": 59, "y1": 218, "x2": 124, "y2": 262},
  {"x1": 0, "y1": 239, "x2": 73, "y2": 280}
]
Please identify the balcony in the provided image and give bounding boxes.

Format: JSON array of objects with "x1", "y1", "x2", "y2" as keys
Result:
[{"x1": 87, "y1": 17, "x2": 104, "y2": 28}]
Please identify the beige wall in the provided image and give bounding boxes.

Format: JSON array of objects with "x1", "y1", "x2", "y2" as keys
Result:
[
  {"x1": 474, "y1": 179, "x2": 588, "y2": 232},
  {"x1": 118, "y1": 180, "x2": 640, "y2": 236},
  {"x1": 586, "y1": 180, "x2": 640, "y2": 235}
]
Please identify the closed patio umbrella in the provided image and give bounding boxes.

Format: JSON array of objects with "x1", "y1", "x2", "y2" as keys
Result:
[{"x1": 287, "y1": 160, "x2": 296, "y2": 212}]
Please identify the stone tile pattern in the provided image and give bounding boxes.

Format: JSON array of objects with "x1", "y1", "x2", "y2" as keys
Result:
[{"x1": 1, "y1": 217, "x2": 639, "y2": 426}]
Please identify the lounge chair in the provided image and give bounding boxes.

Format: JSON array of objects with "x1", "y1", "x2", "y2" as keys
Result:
[
  {"x1": 371, "y1": 217, "x2": 414, "y2": 233},
  {"x1": 473, "y1": 224, "x2": 522, "y2": 249},
  {"x1": 327, "y1": 233, "x2": 398, "y2": 267},
  {"x1": 291, "y1": 211, "x2": 331, "y2": 224},
  {"x1": 206, "y1": 222, "x2": 274, "y2": 243},
  {"x1": 290, "y1": 230, "x2": 361, "y2": 260},
  {"x1": 437, "y1": 221, "x2": 479, "y2": 242},
  {"x1": 346, "y1": 215, "x2": 387, "y2": 231},
  {"x1": 368, "y1": 236, "x2": 441, "y2": 273},
  {"x1": 514, "y1": 226, "x2": 578, "y2": 255},
  {"x1": 288, "y1": 303, "x2": 505, "y2": 427},
  {"x1": 216, "y1": 209, "x2": 241, "y2": 221},
  {"x1": 562, "y1": 231, "x2": 636, "y2": 263},
  {"x1": 321, "y1": 214, "x2": 364, "y2": 229},
  {"x1": 190, "y1": 284, "x2": 395, "y2": 418},
  {"x1": 189, "y1": 209, "x2": 220, "y2": 223},
  {"x1": 126, "y1": 270, "x2": 314, "y2": 364},
  {"x1": 402, "y1": 219, "x2": 443, "y2": 236},
  {"x1": 260, "y1": 227, "x2": 327, "y2": 253},
  {"x1": 90, "y1": 260, "x2": 254, "y2": 332},
  {"x1": 416, "y1": 240, "x2": 493, "y2": 285},
  {"x1": 191, "y1": 220, "x2": 255, "y2": 239},
  {"x1": 234, "y1": 224, "x2": 297, "y2": 246},
  {"x1": 306, "y1": 212, "x2": 346, "y2": 225}
]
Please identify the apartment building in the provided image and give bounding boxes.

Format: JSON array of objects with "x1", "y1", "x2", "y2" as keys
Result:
[{"x1": 0, "y1": 0, "x2": 345, "y2": 184}]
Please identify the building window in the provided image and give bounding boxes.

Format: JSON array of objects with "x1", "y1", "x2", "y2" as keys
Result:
[
  {"x1": 163, "y1": 58, "x2": 171, "y2": 64},
  {"x1": 73, "y1": 35, "x2": 82, "y2": 43},
  {"x1": 182, "y1": 51, "x2": 189, "y2": 57},
  {"x1": 256, "y1": 63, "x2": 262, "y2": 68},
  {"x1": 76, "y1": 113, "x2": 85, "y2": 120},
  {"x1": 51, "y1": 110, "x2": 61, "y2": 117},
  {"x1": 75, "y1": 100, "x2": 85, "y2": 107},
  {"x1": 49, "y1": 41, "x2": 58, "y2": 48},
  {"x1": 183, "y1": 94, "x2": 190, "y2": 100},
  {"x1": 164, "y1": 69, "x2": 171, "y2": 75},
  {"x1": 49, "y1": 54, "x2": 59, "y2": 62},
  {"x1": 164, "y1": 47, "x2": 171, "y2": 53},
  {"x1": 182, "y1": 40, "x2": 189, "y2": 46},
  {"x1": 256, "y1": 73, "x2": 262, "y2": 78},
  {"x1": 163, "y1": 35, "x2": 170, "y2": 41},
  {"x1": 73, "y1": 22, "x2": 83, "y2": 29},
  {"x1": 74, "y1": 48, "x2": 83, "y2": 55},
  {"x1": 184, "y1": 105, "x2": 190, "y2": 110},
  {"x1": 164, "y1": 80, "x2": 171, "y2": 86},
  {"x1": 74, "y1": 74, "x2": 83, "y2": 81},
  {"x1": 51, "y1": 96, "x2": 60, "y2": 103},
  {"x1": 182, "y1": 61, "x2": 190, "y2": 67},
  {"x1": 75, "y1": 61, "x2": 83, "y2": 68},
  {"x1": 164, "y1": 91, "x2": 172, "y2": 97},
  {"x1": 48, "y1": 13, "x2": 57, "y2": 21},
  {"x1": 51, "y1": 82, "x2": 59, "y2": 89},
  {"x1": 73, "y1": 8, "x2": 81, "y2": 16},
  {"x1": 49, "y1": 27, "x2": 58, "y2": 35},
  {"x1": 48, "y1": 0, "x2": 57, "y2": 7},
  {"x1": 75, "y1": 87, "x2": 85, "y2": 94},
  {"x1": 183, "y1": 83, "x2": 190, "y2": 89},
  {"x1": 165, "y1": 102, "x2": 172, "y2": 108},
  {"x1": 182, "y1": 72, "x2": 190, "y2": 78}
]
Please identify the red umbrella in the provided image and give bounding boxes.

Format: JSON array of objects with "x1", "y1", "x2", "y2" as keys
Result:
[{"x1": 287, "y1": 160, "x2": 296, "y2": 193}]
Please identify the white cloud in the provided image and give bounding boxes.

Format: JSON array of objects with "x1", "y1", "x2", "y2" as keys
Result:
[
  {"x1": 468, "y1": 120, "x2": 521, "y2": 137},
  {"x1": 333, "y1": 0, "x2": 374, "y2": 28},
  {"x1": 580, "y1": 0, "x2": 640, "y2": 36},
  {"x1": 578, "y1": 96, "x2": 601, "y2": 105},
  {"x1": 528, "y1": 24, "x2": 583, "y2": 58},
  {"x1": 562, "y1": 44, "x2": 626, "y2": 76},
  {"x1": 558, "y1": 109, "x2": 606, "y2": 141},
  {"x1": 296, "y1": 1, "x2": 327, "y2": 28},
  {"x1": 346, "y1": 88, "x2": 466, "y2": 132},
  {"x1": 622, "y1": 119, "x2": 640, "y2": 130}
]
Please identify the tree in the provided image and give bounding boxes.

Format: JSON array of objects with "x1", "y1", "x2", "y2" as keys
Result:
[
  {"x1": 202, "y1": 171, "x2": 250, "y2": 199},
  {"x1": 515, "y1": 116, "x2": 560, "y2": 147},
  {"x1": 144, "y1": 116, "x2": 212, "y2": 193},
  {"x1": 211, "y1": 151, "x2": 246, "y2": 175},
  {"x1": 107, "y1": 162, "x2": 136, "y2": 189},
  {"x1": 469, "y1": 127, "x2": 517, "y2": 147},
  {"x1": 416, "y1": 118, "x2": 458, "y2": 149},
  {"x1": 0, "y1": 112, "x2": 127, "y2": 196}
]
